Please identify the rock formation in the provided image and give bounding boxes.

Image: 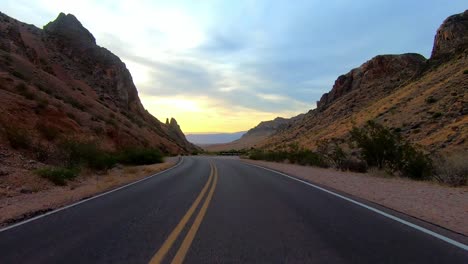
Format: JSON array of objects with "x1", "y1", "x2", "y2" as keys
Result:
[
  {"x1": 431, "y1": 10, "x2": 468, "y2": 59},
  {"x1": 0, "y1": 12, "x2": 198, "y2": 154}
]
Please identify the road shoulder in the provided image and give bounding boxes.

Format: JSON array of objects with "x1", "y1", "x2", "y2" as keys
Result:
[{"x1": 242, "y1": 159, "x2": 468, "y2": 237}]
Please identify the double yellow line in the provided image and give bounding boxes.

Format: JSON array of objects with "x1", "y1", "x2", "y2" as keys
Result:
[{"x1": 149, "y1": 162, "x2": 218, "y2": 264}]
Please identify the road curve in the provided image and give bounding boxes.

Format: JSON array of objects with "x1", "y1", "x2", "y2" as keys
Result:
[{"x1": 0, "y1": 156, "x2": 467, "y2": 263}]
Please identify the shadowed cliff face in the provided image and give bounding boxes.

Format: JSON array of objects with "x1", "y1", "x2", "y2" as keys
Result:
[
  {"x1": 0, "y1": 12, "x2": 198, "y2": 154},
  {"x1": 317, "y1": 54, "x2": 426, "y2": 109},
  {"x1": 431, "y1": 10, "x2": 468, "y2": 59},
  {"x1": 219, "y1": 10, "x2": 468, "y2": 154}
]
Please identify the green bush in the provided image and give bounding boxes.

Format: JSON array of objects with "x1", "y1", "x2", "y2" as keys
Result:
[
  {"x1": 4, "y1": 126, "x2": 31, "y2": 149},
  {"x1": 433, "y1": 153, "x2": 467, "y2": 186},
  {"x1": 36, "y1": 123, "x2": 59, "y2": 141},
  {"x1": 463, "y1": 69, "x2": 468, "y2": 74},
  {"x1": 350, "y1": 120, "x2": 432, "y2": 180},
  {"x1": 425, "y1": 96, "x2": 437, "y2": 104},
  {"x1": 65, "y1": 97, "x2": 85, "y2": 111},
  {"x1": 12, "y1": 71, "x2": 25, "y2": 80},
  {"x1": 35, "y1": 167, "x2": 79, "y2": 186},
  {"x1": 118, "y1": 148, "x2": 163, "y2": 165},
  {"x1": 249, "y1": 149, "x2": 328, "y2": 168},
  {"x1": 350, "y1": 121, "x2": 400, "y2": 169},
  {"x1": 432, "y1": 112, "x2": 442, "y2": 119},
  {"x1": 59, "y1": 140, "x2": 116, "y2": 170}
]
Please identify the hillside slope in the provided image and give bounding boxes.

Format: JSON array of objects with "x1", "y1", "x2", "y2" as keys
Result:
[
  {"x1": 0, "y1": 12, "x2": 197, "y2": 154},
  {"x1": 216, "y1": 10, "x2": 468, "y2": 154}
]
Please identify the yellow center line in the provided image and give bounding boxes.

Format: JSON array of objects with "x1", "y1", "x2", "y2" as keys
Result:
[
  {"x1": 149, "y1": 163, "x2": 214, "y2": 264},
  {"x1": 171, "y1": 165, "x2": 218, "y2": 264}
]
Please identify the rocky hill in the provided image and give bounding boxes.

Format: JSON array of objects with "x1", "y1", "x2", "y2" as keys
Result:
[
  {"x1": 217, "y1": 10, "x2": 468, "y2": 154},
  {"x1": 0, "y1": 12, "x2": 197, "y2": 155},
  {"x1": 203, "y1": 115, "x2": 304, "y2": 151}
]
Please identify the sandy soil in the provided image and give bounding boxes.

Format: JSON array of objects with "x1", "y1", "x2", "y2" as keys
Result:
[
  {"x1": 0, "y1": 157, "x2": 179, "y2": 227},
  {"x1": 242, "y1": 159, "x2": 468, "y2": 236}
]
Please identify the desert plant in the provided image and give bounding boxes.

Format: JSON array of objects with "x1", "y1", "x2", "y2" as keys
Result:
[
  {"x1": 65, "y1": 97, "x2": 85, "y2": 111},
  {"x1": 4, "y1": 126, "x2": 31, "y2": 149},
  {"x1": 118, "y1": 148, "x2": 163, "y2": 165},
  {"x1": 463, "y1": 69, "x2": 468, "y2": 74},
  {"x1": 58, "y1": 140, "x2": 116, "y2": 170},
  {"x1": 350, "y1": 120, "x2": 432, "y2": 180},
  {"x1": 350, "y1": 120, "x2": 401, "y2": 169},
  {"x1": 425, "y1": 96, "x2": 437, "y2": 104},
  {"x1": 36, "y1": 123, "x2": 59, "y2": 141},
  {"x1": 35, "y1": 167, "x2": 79, "y2": 186},
  {"x1": 432, "y1": 112, "x2": 442, "y2": 118},
  {"x1": 11, "y1": 70, "x2": 25, "y2": 80},
  {"x1": 433, "y1": 153, "x2": 467, "y2": 186}
]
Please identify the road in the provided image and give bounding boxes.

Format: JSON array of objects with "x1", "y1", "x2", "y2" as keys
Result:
[{"x1": 0, "y1": 156, "x2": 467, "y2": 263}]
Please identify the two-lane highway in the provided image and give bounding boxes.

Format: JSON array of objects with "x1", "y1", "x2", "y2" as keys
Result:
[{"x1": 0, "y1": 156, "x2": 467, "y2": 263}]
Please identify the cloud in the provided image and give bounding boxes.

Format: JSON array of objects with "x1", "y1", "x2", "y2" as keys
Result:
[{"x1": 2, "y1": 0, "x2": 467, "y2": 132}]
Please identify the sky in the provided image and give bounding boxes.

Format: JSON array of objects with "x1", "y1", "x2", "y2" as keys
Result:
[{"x1": 1, "y1": 1, "x2": 466, "y2": 133}]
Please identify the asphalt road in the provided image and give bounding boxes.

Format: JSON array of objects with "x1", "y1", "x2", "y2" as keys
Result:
[{"x1": 0, "y1": 156, "x2": 467, "y2": 263}]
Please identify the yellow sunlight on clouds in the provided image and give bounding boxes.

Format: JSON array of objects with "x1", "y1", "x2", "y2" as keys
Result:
[{"x1": 140, "y1": 95, "x2": 297, "y2": 133}]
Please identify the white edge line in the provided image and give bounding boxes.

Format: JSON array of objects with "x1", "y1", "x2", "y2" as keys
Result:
[
  {"x1": 0, "y1": 157, "x2": 184, "y2": 233},
  {"x1": 244, "y1": 162, "x2": 468, "y2": 251}
]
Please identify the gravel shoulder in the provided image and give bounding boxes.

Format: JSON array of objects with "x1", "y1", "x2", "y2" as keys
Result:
[
  {"x1": 0, "y1": 157, "x2": 179, "y2": 227},
  {"x1": 242, "y1": 159, "x2": 468, "y2": 236}
]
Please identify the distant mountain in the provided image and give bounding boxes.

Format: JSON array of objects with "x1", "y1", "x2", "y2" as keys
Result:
[
  {"x1": 186, "y1": 131, "x2": 246, "y2": 145},
  {"x1": 203, "y1": 115, "x2": 303, "y2": 151},
  {"x1": 212, "y1": 10, "x2": 468, "y2": 154},
  {"x1": 0, "y1": 12, "x2": 198, "y2": 154}
]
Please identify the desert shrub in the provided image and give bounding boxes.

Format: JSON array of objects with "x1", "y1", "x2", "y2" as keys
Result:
[
  {"x1": 425, "y1": 96, "x2": 437, "y2": 104},
  {"x1": 66, "y1": 112, "x2": 76, "y2": 120},
  {"x1": 340, "y1": 158, "x2": 368, "y2": 173},
  {"x1": 350, "y1": 120, "x2": 432, "y2": 180},
  {"x1": 249, "y1": 149, "x2": 328, "y2": 168},
  {"x1": 65, "y1": 97, "x2": 85, "y2": 111},
  {"x1": 15, "y1": 83, "x2": 35, "y2": 100},
  {"x1": 463, "y1": 69, "x2": 468, "y2": 74},
  {"x1": 36, "y1": 123, "x2": 59, "y2": 141},
  {"x1": 32, "y1": 144, "x2": 52, "y2": 162},
  {"x1": 35, "y1": 83, "x2": 53, "y2": 95},
  {"x1": 35, "y1": 167, "x2": 79, "y2": 186},
  {"x1": 118, "y1": 148, "x2": 163, "y2": 165},
  {"x1": 397, "y1": 143, "x2": 432, "y2": 180},
  {"x1": 11, "y1": 70, "x2": 25, "y2": 80},
  {"x1": 433, "y1": 154, "x2": 467, "y2": 186},
  {"x1": 290, "y1": 150, "x2": 328, "y2": 167},
  {"x1": 432, "y1": 112, "x2": 442, "y2": 118},
  {"x1": 58, "y1": 140, "x2": 116, "y2": 170},
  {"x1": 350, "y1": 121, "x2": 401, "y2": 169},
  {"x1": 4, "y1": 126, "x2": 31, "y2": 149},
  {"x1": 36, "y1": 98, "x2": 49, "y2": 111},
  {"x1": 15, "y1": 82, "x2": 27, "y2": 92}
]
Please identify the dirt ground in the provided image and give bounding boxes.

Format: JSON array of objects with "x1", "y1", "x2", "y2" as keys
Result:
[
  {"x1": 0, "y1": 157, "x2": 179, "y2": 227},
  {"x1": 242, "y1": 159, "x2": 468, "y2": 236}
]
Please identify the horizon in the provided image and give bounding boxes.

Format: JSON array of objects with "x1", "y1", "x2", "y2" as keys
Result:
[{"x1": 2, "y1": 1, "x2": 467, "y2": 133}]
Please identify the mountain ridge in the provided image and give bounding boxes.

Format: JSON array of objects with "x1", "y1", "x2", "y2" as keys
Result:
[
  {"x1": 0, "y1": 12, "x2": 198, "y2": 154},
  {"x1": 211, "y1": 10, "x2": 468, "y2": 154}
]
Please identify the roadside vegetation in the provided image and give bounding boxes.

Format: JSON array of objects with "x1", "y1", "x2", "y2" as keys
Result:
[
  {"x1": 34, "y1": 140, "x2": 165, "y2": 185},
  {"x1": 248, "y1": 120, "x2": 466, "y2": 186},
  {"x1": 0, "y1": 122, "x2": 165, "y2": 186}
]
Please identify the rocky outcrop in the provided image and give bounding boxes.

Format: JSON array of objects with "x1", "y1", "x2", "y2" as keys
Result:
[
  {"x1": 431, "y1": 10, "x2": 468, "y2": 59},
  {"x1": 0, "y1": 11, "x2": 197, "y2": 154},
  {"x1": 43, "y1": 13, "x2": 143, "y2": 113},
  {"x1": 233, "y1": 10, "x2": 468, "y2": 153},
  {"x1": 44, "y1": 13, "x2": 95, "y2": 47},
  {"x1": 317, "y1": 54, "x2": 426, "y2": 109}
]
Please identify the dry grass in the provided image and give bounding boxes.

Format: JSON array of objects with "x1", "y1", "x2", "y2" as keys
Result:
[{"x1": 433, "y1": 152, "x2": 468, "y2": 186}]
